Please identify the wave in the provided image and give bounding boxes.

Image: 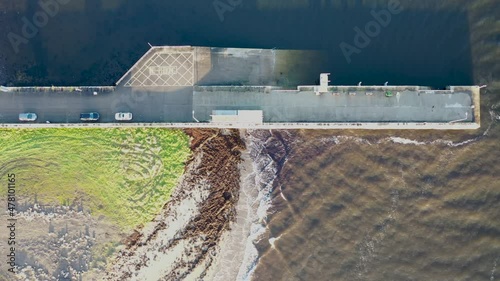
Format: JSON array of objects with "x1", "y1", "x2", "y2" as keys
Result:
[
  {"x1": 232, "y1": 116, "x2": 497, "y2": 281},
  {"x1": 319, "y1": 127, "x2": 493, "y2": 148},
  {"x1": 236, "y1": 130, "x2": 280, "y2": 281},
  {"x1": 319, "y1": 110, "x2": 497, "y2": 148}
]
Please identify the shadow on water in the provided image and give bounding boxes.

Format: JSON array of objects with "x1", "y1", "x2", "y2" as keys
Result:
[{"x1": 1, "y1": 0, "x2": 472, "y2": 87}]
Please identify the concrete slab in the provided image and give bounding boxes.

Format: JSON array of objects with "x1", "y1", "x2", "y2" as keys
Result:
[
  {"x1": 0, "y1": 86, "x2": 194, "y2": 123},
  {"x1": 119, "y1": 46, "x2": 195, "y2": 87},
  {"x1": 193, "y1": 87, "x2": 474, "y2": 123},
  {"x1": 195, "y1": 47, "x2": 281, "y2": 86}
]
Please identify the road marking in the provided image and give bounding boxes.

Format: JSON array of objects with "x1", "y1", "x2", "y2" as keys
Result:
[{"x1": 124, "y1": 49, "x2": 194, "y2": 87}]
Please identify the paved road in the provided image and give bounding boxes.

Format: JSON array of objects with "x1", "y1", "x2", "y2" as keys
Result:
[
  {"x1": 0, "y1": 46, "x2": 290, "y2": 124},
  {"x1": 0, "y1": 86, "x2": 194, "y2": 124},
  {"x1": 0, "y1": 86, "x2": 475, "y2": 124}
]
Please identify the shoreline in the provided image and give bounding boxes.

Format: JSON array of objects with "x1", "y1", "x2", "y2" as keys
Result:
[
  {"x1": 104, "y1": 129, "x2": 245, "y2": 280},
  {"x1": 204, "y1": 131, "x2": 258, "y2": 281},
  {"x1": 103, "y1": 129, "x2": 285, "y2": 281},
  {"x1": 206, "y1": 130, "x2": 283, "y2": 281}
]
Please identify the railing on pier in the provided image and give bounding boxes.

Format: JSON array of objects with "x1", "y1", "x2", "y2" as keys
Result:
[{"x1": 0, "y1": 86, "x2": 115, "y2": 93}]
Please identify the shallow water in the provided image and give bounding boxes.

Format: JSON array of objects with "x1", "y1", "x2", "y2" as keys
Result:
[{"x1": 251, "y1": 128, "x2": 500, "y2": 281}]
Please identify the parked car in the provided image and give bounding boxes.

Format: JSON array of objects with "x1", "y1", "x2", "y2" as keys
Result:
[
  {"x1": 80, "y1": 112, "x2": 100, "y2": 121},
  {"x1": 19, "y1": 113, "x2": 37, "y2": 121},
  {"x1": 115, "y1": 112, "x2": 133, "y2": 121}
]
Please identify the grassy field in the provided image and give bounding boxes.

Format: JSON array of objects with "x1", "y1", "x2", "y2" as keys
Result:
[{"x1": 0, "y1": 128, "x2": 190, "y2": 230}]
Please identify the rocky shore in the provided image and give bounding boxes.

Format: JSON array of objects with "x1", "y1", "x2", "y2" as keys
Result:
[
  {"x1": 204, "y1": 129, "x2": 283, "y2": 281},
  {"x1": 105, "y1": 129, "x2": 246, "y2": 280},
  {"x1": 103, "y1": 129, "x2": 295, "y2": 281}
]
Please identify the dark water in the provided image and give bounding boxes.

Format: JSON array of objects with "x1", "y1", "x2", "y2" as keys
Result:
[{"x1": 1, "y1": 0, "x2": 472, "y2": 87}]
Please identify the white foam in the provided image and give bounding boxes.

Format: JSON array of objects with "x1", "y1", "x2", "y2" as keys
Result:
[
  {"x1": 279, "y1": 185, "x2": 288, "y2": 202},
  {"x1": 389, "y1": 137, "x2": 427, "y2": 145},
  {"x1": 491, "y1": 258, "x2": 498, "y2": 281},
  {"x1": 269, "y1": 235, "x2": 282, "y2": 249},
  {"x1": 232, "y1": 122, "x2": 494, "y2": 281},
  {"x1": 319, "y1": 125, "x2": 492, "y2": 148},
  {"x1": 235, "y1": 130, "x2": 279, "y2": 281}
]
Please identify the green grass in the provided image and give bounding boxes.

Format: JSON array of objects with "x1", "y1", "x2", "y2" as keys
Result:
[{"x1": 0, "y1": 128, "x2": 190, "y2": 230}]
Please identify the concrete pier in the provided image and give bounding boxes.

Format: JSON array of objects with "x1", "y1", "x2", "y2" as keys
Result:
[{"x1": 0, "y1": 46, "x2": 480, "y2": 130}]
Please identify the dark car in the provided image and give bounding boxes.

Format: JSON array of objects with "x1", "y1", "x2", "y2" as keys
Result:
[{"x1": 80, "y1": 112, "x2": 100, "y2": 121}]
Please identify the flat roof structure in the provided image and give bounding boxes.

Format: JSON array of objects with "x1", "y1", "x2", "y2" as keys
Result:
[
  {"x1": 0, "y1": 46, "x2": 481, "y2": 130},
  {"x1": 211, "y1": 110, "x2": 263, "y2": 124}
]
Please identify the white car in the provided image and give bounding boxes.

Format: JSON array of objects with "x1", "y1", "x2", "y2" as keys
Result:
[
  {"x1": 19, "y1": 113, "x2": 37, "y2": 121},
  {"x1": 115, "y1": 112, "x2": 133, "y2": 121}
]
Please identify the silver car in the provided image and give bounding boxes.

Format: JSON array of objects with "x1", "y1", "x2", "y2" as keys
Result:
[
  {"x1": 19, "y1": 113, "x2": 37, "y2": 121},
  {"x1": 115, "y1": 112, "x2": 133, "y2": 121}
]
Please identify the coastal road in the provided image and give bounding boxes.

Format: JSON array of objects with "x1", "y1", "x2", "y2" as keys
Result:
[
  {"x1": 0, "y1": 86, "x2": 194, "y2": 124},
  {"x1": 0, "y1": 85, "x2": 475, "y2": 125},
  {"x1": 0, "y1": 46, "x2": 287, "y2": 125}
]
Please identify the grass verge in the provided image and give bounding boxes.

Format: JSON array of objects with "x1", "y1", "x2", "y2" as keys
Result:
[{"x1": 0, "y1": 128, "x2": 190, "y2": 230}]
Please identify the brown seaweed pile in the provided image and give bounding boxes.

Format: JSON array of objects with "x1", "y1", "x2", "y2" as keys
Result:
[{"x1": 106, "y1": 129, "x2": 245, "y2": 280}]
